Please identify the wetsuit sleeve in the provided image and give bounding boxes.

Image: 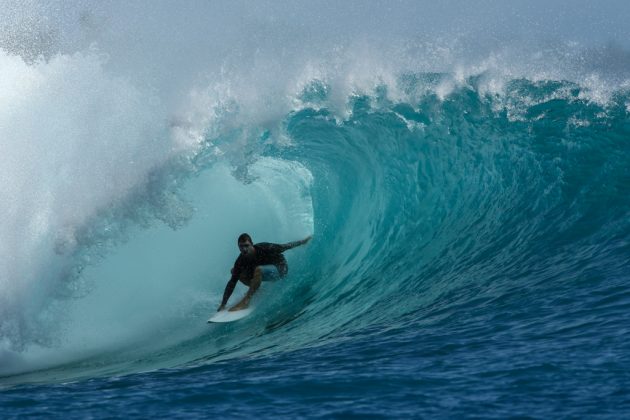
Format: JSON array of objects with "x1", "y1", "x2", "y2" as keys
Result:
[
  {"x1": 221, "y1": 264, "x2": 240, "y2": 307},
  {"x1": 258, "y1": 239, "x2": 308, "y2": 253},
  {"x1": 277, "y1": 240, "x2": 306, "y2": 252}
]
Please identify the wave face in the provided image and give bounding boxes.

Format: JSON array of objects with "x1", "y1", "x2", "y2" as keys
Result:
[{"x1": 1, "y1": 1, "x2": 630, "y2": 417}]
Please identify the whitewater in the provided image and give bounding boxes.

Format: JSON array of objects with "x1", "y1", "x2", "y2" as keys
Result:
[{"x1": 1, "y1": 1, "x2": 629, "y2": 417}]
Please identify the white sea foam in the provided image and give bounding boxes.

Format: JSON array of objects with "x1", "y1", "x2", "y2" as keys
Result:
[{"x1": 0, "y1": 49, "x2": 176, "y2": 352}]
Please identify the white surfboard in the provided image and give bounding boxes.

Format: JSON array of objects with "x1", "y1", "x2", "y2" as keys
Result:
[{"x1": 207, "y1": 307, "x2": 253, "y2": 323}]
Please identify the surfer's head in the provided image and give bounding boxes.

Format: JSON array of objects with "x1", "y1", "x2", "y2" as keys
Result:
[{"x1": 237, "y1": 233, "x2": 254, "y2": 256}]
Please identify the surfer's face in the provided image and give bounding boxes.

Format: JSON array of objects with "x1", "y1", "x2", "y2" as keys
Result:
[{"x1": 238, "y1": 241, "x2": 254, "y2": 256}]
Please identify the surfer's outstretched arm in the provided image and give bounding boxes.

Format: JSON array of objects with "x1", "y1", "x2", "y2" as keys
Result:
[{"x1": 279, "y1": 235, "x2": 312, "y2": 252}]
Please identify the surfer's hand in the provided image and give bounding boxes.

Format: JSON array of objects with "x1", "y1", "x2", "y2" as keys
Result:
[{"x1": 301, "y1": 235, "x2": 312, "y2": 245}]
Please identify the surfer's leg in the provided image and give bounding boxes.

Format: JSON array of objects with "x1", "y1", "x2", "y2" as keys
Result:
[
  {"x1": 230, "y1": 266, "x2": 262, "y2": 311},
  {"x1": 276, "y1": 263, "x2": 288, "y2": 278},
  {"x1": 259, "y1": 264, "x2": 282, "y2": 282},
  {"x1": 276, "y1": 255, "x2": 288, "y2": 278}
]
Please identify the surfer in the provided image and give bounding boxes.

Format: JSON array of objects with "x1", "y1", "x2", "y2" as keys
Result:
[{"x1": 218, "y1": 233, "x2": 312, "y2": 312}]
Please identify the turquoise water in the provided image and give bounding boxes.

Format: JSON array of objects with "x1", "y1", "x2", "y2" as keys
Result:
[{"x1": 1, "y1": 1, "x2": 630, "y2": 418}]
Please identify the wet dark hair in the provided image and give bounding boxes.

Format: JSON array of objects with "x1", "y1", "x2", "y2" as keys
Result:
[{"x1": 237, "y1": 233, "x2": 253, "y2": 244}]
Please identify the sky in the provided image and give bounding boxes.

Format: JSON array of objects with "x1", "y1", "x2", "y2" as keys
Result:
[{"x1": 2, "y1": 0, "x2": 630, "y2": 54}]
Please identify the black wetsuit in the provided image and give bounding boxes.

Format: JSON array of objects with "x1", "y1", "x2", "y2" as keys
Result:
[{"x1": 220, "y1": 241, "x2": 301, "y2": 307}]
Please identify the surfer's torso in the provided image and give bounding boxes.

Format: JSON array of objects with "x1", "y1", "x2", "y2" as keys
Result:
[{"x1": 232, "y1": 242, "x2": 288, "y2": 280}]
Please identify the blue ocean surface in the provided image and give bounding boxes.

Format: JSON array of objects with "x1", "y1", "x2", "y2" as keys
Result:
[{"x1": 1, "y1": 1, "x2": 630, "y2": 418}]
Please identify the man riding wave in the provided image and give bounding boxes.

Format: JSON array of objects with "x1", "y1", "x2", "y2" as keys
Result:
[{"x1": 218, "y1": 233, "x2": 312, "y2": 312}]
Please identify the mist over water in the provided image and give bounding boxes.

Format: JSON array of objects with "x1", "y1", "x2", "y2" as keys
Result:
[{"x1": 1, "y1": 2, "x2": 629, "y2": 417}]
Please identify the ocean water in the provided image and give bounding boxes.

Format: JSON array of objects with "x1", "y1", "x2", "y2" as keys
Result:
[{"x1": 1, "y1": 1, "x2": 630, "y2": 418}]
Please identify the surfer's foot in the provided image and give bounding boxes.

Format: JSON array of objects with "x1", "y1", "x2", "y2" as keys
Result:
[{"x1": 229, "y1": 300, "x2": 249, "y2": 311}]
